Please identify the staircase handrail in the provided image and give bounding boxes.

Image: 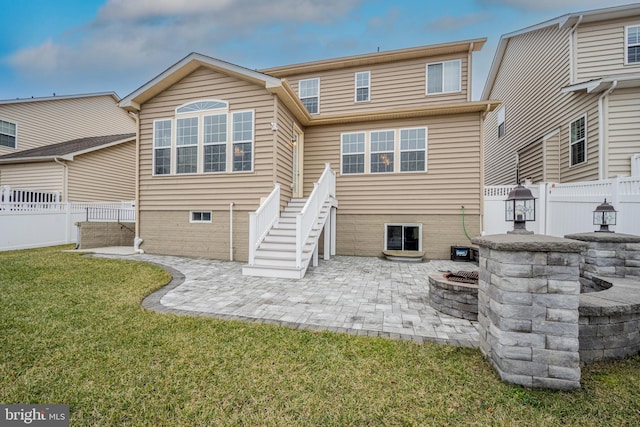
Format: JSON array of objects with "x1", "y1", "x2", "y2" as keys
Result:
[
  {"x1": 248, "y1": 183, "x2": 280, "y2": 265},
  {"x1": 295, "y1": 163, "x2": 335, "y2": 268}
]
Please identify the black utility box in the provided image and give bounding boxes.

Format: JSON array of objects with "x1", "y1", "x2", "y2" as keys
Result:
[{"x1": 450, "y1": 246, "x2": 471, "y2": 261}]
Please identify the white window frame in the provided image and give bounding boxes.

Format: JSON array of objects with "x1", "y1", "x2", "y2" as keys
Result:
[
  {"x1": 152, "y1": 119, "x2": 172, "y2": 176},
  {"x1": 355, "y1": 71, "x2": 370, "y2": 102},
  {"x1": 0, "y1": 118, "x2": 17, "y2": 149},
  {"x1": 497, "y1": 106, "x2": 506, "y2": 138},
  {"x1": 340, "y1": 132, "x2": 366, "y2": 175},
  {"x1": 399, "y1": 127, "x2": 427, "y2": 173},
  {"x1": 426, "y1": 59, "x2": 461, "y2": 95},
  {"x1": 569, "y1": 114, "x2": 587, "y2": 167},
  {"x1": 175, "y1": 116, "x2": 199, "y2": 175},
  {"x1": 625, "y1": 25, "x2": 640, "y2": 65},
  {"x1": 299, "y1": 78, "x2": 320, "y2": 114},
  {"x1": 369, "y1": 129, "x2": 395, "y2": 174},
  {"x1": 190, "y1": 211, "x2": 212, "y2": 223},
  {"x1": 231, "y1": 110, "x2": 254, "y2": 173},
  {"x1": 203, "y1": 113, "x2": 228, "y2": 174},
  {"x1": 384, "y1": 223, "x2": 423, "y2": 252}
]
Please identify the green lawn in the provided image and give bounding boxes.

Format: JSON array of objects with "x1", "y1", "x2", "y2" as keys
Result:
[{"x1": 1, "y1": 246, "x2": 639, "y2": 426}]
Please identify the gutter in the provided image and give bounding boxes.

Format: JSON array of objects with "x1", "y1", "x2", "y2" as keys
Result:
[
  {"x1": 130, "y1": 111, "x2": 144, "y2": 254},
  {"x1": 53, "y1": 157, "x2": 68, "y2": 202},
  {"x1": 598, "y1": 80, "x2": 617, "y2": 180},
  {"x1": 568, "y1": 15, "x2": 583, "y2": 85}
]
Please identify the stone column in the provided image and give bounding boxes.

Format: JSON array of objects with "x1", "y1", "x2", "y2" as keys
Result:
[{"x1": 472, "y1": 234, "x2": 587, "y2": 390}]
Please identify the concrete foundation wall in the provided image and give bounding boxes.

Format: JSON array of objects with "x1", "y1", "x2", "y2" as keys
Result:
[{"x1": 77, "y1": 222, "x2": 135, "y2": 249}]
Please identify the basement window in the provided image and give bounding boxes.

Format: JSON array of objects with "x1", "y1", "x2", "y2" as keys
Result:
[
  {"x1": 385, "y1": 224, "x2": 422, "y2": 252},
  {"x1": 190, "y1": 211, "x2": 212, "y2": 223}
]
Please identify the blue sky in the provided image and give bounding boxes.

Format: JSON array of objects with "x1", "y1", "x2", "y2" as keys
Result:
[{"x1": 0, "y1": 0, "x2": 635, "y2": 101}]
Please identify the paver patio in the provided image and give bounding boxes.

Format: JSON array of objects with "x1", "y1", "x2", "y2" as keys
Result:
[{"x1": 92, "y1": 251, "x2": 481, "y2": 347}]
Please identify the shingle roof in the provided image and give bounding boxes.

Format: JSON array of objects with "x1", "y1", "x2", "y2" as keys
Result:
[{"x1": 0, "y1": 133, "x2": 135, "y2": 162}]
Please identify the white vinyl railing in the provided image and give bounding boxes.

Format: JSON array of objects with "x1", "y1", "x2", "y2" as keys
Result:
[
  {"x1": 1, "y1": 185, "x2": 60, "y2": 204},
  {"x1": 248, "y1": 183, "x2": 280, "y2": 265},
  {"x1": 295, "y1": 163, "x2": 336, "y2": 268}
]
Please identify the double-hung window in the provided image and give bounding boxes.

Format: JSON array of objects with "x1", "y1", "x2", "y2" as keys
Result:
[
  {"x1": 400, "y1": 128, "x2": 427, "y2": 172},
  {"x1": 370, "y1": 130, "x2": 394, "y2": 173},
  {"x1": 0, "y1": 119, "x2": 17, "y2": 149},
  {"x1": 570, "y1": 115, "x2": 586, "y2": 166},
  {"x1": 299, "y1": 78, "x2": 320, "y2": 114},
  {"x1": 153, "y1": 119, "x2": 172, "y2": 175},
  {"x1": 341, "y1": 132, "x2": 365, "y2": 174},
  {"x1": 203, "y1": 113, "x2": 227, "y2": 172},
  {"x1": 355, "y1": 71, "x2": 370, "y2": 102},
  {"x1": 232, "y1": 111, "x2": 253, "y2": 172},
  {"x1": 626, "y1": 25, "x2": 640, "y2": 64},
  {"x1": 176, "y1": 117, "x2": 198, "y2": 174},
  {"x1": 426, "y1": 59, "x2": 461, "y2": 94}
]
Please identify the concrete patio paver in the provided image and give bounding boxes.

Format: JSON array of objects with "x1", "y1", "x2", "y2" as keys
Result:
[{"x1": 91, "y1": 252, "x2": 481, "y2": 347}]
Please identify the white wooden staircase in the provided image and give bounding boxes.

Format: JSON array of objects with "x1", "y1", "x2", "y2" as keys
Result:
[{"x1": 243, "y1": 163, "x2": 337, "y2": 279}]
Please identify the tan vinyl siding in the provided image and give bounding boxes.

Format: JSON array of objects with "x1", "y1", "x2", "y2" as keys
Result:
[
  {"x1": 576, "y1": 17, "x2": 640, "y2": 82},
  {"x1": 0, "y1": 95, "x2": 135, "y2": 156},
  {"x1": 138, "y1": 67, "x2": 278, "y2": 213},
  {"x1": 67, "y1": 140, "x2": 135, "y2": 201},
  {"x1": 304, "y1": 113, "x2": 482, "y2": 215},
  {"x1": 139, "y1": 209, "x2": 249, "y2": 261},
  {"x1": 0, "y1": 162, "x2": 63, "y2": 192},
  {"x1": 337, "y1": 214, "x2": 480, "y2": 260},
  {"x1": 607, "y1": 88, "x2": 640, "y2": 177},
  {"x1": 484, "y1": 25, "x2": 571, "y2": 185},
  {"x1": 284, "y1": 54, "x2": 469, "y2": 116},
  {"x1": 518, "y1": 142, "x2": 543, "y2": 183},
  {"x1": 274, "y1": 102, "x2": 297, "y2": 206},
  {"x1": 543, "y1": 131, "x2": 561, "y2": 182},
  {"x1": 485, "y1": 24, "x2": 604, "y2": 184}
]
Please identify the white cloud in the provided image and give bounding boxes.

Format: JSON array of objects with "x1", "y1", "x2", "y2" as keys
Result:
[
  {"x1": 6, "y1": 0, "x2": 362, "y2": 95},
  {"x1": 476, "y1": 0, "x2": 635, "y2": 12}
]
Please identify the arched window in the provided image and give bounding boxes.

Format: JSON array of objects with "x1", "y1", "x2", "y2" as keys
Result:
[{"x1": 176, "y1": 100, "x2": 228, "y2": 114}]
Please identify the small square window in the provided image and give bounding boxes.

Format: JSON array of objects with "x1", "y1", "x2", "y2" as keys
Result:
[{"x1": 190, "y1": 211, "x2": 212, "y2": 223}]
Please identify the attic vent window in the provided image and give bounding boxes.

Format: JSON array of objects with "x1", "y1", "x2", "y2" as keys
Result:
[{"x1": 176, "y1": 100, "x2": 228, "y2": 114}]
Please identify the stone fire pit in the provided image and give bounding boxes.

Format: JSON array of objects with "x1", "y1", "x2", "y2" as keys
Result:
[{"x1": 428, "y1": 271, "x2": 479, "y2": 320}]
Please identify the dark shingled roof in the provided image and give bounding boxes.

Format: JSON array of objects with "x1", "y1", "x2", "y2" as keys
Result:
[{"x1": 0, "y1": 133, "x2": 135, "y2": 161}]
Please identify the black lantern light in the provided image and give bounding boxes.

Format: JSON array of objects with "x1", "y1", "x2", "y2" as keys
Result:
[
  {"x1": 505, "y1": 184, "x2": 536, "y2": 234},
  {"x1": 593, "y1": 199, "x2": 617, "y2": 232}
]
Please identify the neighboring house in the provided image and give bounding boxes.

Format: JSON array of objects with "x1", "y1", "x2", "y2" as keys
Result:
[
  {"x1": 0, "y1": 93, "x2": 136, "y2": 201},
  {"x1": 119, "y1": 39, "x2": 499, "y2": 277},
  {"x1": 482, "y1": 3, "x2": 640, "y2": 185}
]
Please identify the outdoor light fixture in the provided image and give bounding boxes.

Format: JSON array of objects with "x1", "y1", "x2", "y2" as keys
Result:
[
  {"x1": 593, "y1": 198, "x2": 617, "y2": 232},
  {"x1": 505, "y1": 184, "x2": 535, "y2": 234}
]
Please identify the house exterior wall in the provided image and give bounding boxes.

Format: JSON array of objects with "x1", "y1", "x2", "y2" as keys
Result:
[
  {"x1": 607, "y1": 88, "x2": 640, "y2": 177},
  {"x1": 0, "y1": 95, "x2": 135, "y2": 156},
  {"x1": 67, "y1": 140, "x2": 136, "y2": 201},
  {"x1": 518, "y1": 141, "x2": 544, "y2": 183},
  {"x1": 576, "y1": 17, "x2": 640, "y2": 81},
  {"x1": 304, "y1": 113, "x2": 482, "y2": 258},
  {"x1": 138, "y1": 67, "x2": 278, "y2": 213},
  {"x1": 0, "y1": 162, "x2": 63, "y2": 192},
  {"x1": 279, "y1": 54, "x2": 469, "y2": 116},
  {"x1": 274, "y1": 103, "x2": 298, "y2": 207}
]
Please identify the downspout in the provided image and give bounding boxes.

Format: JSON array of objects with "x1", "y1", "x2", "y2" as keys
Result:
[
  {"x1": 480, "y1": 104, "x2": 491, "y2": 235},
  {"x1": 598, "y1": 80, "x2": 617, "y2": 180},
  {"x1": 467, "y1": 42, "x2": 474, "y2": 102},
  {"x1": 129, "y1": 111, "x2": 144, "y2": 254},
  {"x1": 568, "y1": 15, "x2": 583, "y2": 85},
  {"x1": 229, "y1": 202, "x2": 234, "y2": 261}
]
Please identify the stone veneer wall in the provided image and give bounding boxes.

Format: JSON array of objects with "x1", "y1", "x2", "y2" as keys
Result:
[{"x1": 472, "y1": 234, "x2": 588, "y2": 391}]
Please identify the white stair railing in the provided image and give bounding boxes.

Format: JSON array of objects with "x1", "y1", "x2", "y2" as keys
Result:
[
  {"x1": 248, "y1": 183, "x2": 280, "y2": 265},
  {"x1": 295, "y1": 163, "x2": 335, "y2": 268}
]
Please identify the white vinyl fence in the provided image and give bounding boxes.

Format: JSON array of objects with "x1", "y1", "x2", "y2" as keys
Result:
[
  {"x1": 484, "y1": 176, "x2": 640, "y2": 237},
  {"x1": 0, "y1": 200, "x2": 135, "y2": 252}
]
